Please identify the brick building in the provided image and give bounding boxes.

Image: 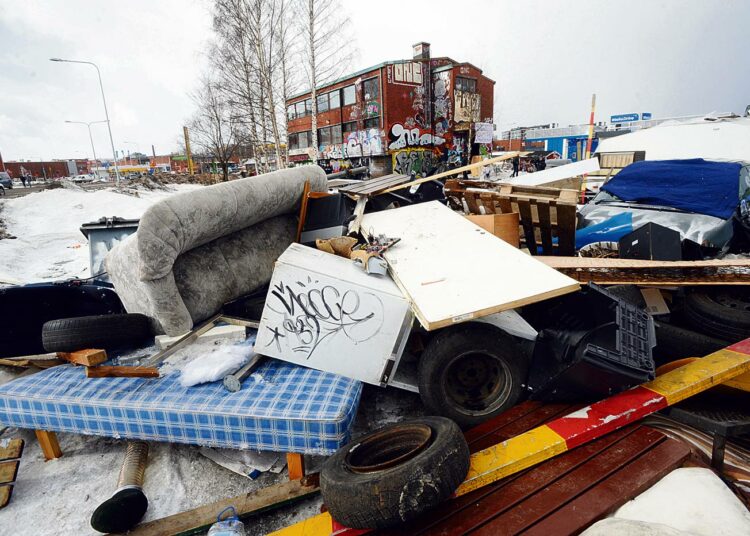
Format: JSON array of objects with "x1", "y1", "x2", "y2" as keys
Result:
[
  {"x1": 286, "y1": 42, "x2": 495, "y2": 177},
  {"x1": 2, "y1": 159, "x2": 88, "y2": 179}
]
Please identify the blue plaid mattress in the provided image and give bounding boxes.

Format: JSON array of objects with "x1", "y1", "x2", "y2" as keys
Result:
[{"x1": 0, "y1": 359, "x2": 362, "y2": 455}]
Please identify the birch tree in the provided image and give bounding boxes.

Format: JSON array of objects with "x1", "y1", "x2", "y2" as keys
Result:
[
  {"x1": 299, "y1": 0, "x2": 355, "y2": 163},
  {"x1": 189, "y1": 75, "x2": 244, "y2": 181}
]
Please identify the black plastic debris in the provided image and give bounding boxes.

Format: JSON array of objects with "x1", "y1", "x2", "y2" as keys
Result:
[{"x1": 526, "y1": 283, "x2": 656, "y2": 401}]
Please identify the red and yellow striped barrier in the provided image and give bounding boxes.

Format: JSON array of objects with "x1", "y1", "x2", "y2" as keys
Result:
[{"x1": 270, "y1": 339, "x2": 750, "y2": 536}]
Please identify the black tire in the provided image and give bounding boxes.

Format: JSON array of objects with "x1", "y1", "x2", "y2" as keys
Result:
[
  {"x1": 42, "y1": 313, "x2": 153, "y2": 352},
  {"x1": 320, "y1": 417, "x2": 469, "y2": 529},
  {"x1": 654, "y1": 321, "x2": 730, "y2": 364},
  {"x1": 418, "y1": 323, "x2": 524, "y2": 429},
  {"x1": 684, "y1": 286, "x2": 750, "y2": 341}
]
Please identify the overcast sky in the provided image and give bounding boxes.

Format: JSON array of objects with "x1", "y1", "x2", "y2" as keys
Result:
[{"x1": 1, "y1": 0, "x2": 748, "y2": 161}]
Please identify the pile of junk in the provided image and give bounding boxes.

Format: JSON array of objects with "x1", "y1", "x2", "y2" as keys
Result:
[{"x1": 1, "y1": 153, "x2": 749, "y2": 535}]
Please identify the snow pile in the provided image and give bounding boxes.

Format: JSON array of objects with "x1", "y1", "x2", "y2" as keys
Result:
[
  {"x1": 611, "y1": 467, "x2": 750, "y2": 536},
  {"x1": 0, "y1": 184, "x2": 202, "y2": 283},
  {"x1": 178, "y1": 342, "x2": 252, "y2": 387}
]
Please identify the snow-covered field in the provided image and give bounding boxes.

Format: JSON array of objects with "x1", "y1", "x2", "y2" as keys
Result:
[
  {"x1": 1, "y1": 185, "x2": 748, "y2": 535},
  {"x1": 0, "y1": 184, "x2": 202, "y2": 284}
]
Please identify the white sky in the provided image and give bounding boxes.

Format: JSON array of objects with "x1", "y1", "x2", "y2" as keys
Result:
[{"x1": 1, "y1": 0, "x2": 749, "y2": 160}]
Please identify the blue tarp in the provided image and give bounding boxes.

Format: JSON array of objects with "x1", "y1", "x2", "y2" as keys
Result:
[{"x1": 601, "y1": 159, "x2": 741, "y2": 220}]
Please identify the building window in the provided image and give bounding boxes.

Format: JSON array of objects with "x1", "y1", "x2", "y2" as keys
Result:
[
  {"x1": 317, "y1": 93, "x2": 329, "y2": 113},
  {"x1": 455, "y1": 77, "x2": 477, "y2": 93},
  {"x1": 329, "y1": 90, "x2": 341, "y2": 109},
  {"x1": 304, "y1": 98, "x2": 313, "y2": 115},
  {"x1": 362, "y1": 77, "x2": 379, "y2": 101},
  {"x1": 287, "y1": 104, "x2": 296, "y2": 121},
  {"x1": 343, "y1": 85, "x2": 356, "y2": 106},
  {"x1": 364, "y1": 117, "x2": 379, "y2": 129},
  {"x1": 299, "y1": 131, "x2": 311, "y2": 148},
  {"x1": 295, "y1": 101, "x2": 306, "y2": 117},
  {"x1": 318, "y1": 126, "x2": 332, "y2": 146},
  {"x1": 342, "y1": 121, "x2": 357, "y2": 139},
  {"x1": 331, "y1": 124, "x2": 342, "y2": 144},
  {"x1": 288, "y1": 132, "x2": 298, "y2": 150}
]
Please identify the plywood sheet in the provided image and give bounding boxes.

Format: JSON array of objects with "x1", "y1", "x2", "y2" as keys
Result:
[
  {"x1": 361, "y1": 202, "x2": 580, "y2": 330},
  {"x1": 504, "y1": 158, "x2": 600, "y2": 187}
]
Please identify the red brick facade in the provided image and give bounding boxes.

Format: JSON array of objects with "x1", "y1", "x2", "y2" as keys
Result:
[{"x1": 286, "y1": 46, "x2": 494, "y2": 176}]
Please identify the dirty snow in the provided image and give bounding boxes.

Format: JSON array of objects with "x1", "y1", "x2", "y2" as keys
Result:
[
  {"x1": 0, "y1": 184, "x2": 201, "y2": 284},
  {"x1": 611, "y1": 467, "x2": 750, "y2": 536},
  {"x1": 178, "y1": 340, "x2": 253, "y2": 387}
]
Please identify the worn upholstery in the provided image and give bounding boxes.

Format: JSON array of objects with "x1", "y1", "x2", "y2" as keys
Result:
[{"x1": 106, "y1": 167, "x2": 326, "y2": 335}]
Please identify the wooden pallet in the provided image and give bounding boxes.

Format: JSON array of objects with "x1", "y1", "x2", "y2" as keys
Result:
[
  {"x1": 337, "y1": 174, "x2": 411, "y2": 197},
  {"x1": 585, "y1": 150, "x2": 646, "y2": 186},
  {"x1": 0, "y1": 438, "x2": 25, "y2": 509},
  {"x1": 458, "y1": 184, "x2": 578, "y2": 256},
  {"x1": 378, "y1": 403, "x2": 691, "y2": 536}
]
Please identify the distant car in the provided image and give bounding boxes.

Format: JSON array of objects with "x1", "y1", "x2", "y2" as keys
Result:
[
  {"x1": 70, "y1": 174, "x2": 95, "y2": 183},
  {"x1": 0, "y1": 171, "x2": 13, "y2": 190}
]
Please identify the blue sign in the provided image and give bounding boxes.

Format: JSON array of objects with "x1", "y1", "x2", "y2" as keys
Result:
[
  {"x1": 642, "y1": 112, "x2": 652, "y2": 120},
  {"x1": 611, "y1": 113, "x2": 640, "y2": 123}
]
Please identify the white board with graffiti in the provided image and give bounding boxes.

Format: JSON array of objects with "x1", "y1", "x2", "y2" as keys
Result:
[{"x1": 255, "y1": 244, "x2": 412, "y2": 385}]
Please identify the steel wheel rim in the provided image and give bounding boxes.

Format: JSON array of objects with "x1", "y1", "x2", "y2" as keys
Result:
[{"x1": 443, "y1": 351, "x2": 512, "y2": 416}]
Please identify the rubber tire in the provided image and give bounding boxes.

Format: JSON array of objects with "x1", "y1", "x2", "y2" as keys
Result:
[
  {"x1": 320, "y1": 417, "x2": 469, "y2": 529},
  {"x1": 654, "y1": 321, "x2": 730, "y2": 364},
  {"x1": 42, "y1": 313, "x2": 153, "y2": 352},
  {"x1": 418, "y1": 323, "x2": 524, "y2": 429},
  {"x1": 683, "y1": 286, "x2": 750, "y2": 341}
]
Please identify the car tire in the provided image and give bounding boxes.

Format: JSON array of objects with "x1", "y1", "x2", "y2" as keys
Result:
[
  {"x1": 418, "y1": 323, "x2": 524, "y2": 429},
  {"x1": 320, "y1": 417, "x2": 469, "y2": 529},
  {"x1": 683, "y1": 286, "x2": 750, "y2": 341},
  {"x1": 42, "y1": 313, "x2": 154, "y2": 352},
  {"x1": 654, "y1": 321, "x2": 730, "y2": 363}
]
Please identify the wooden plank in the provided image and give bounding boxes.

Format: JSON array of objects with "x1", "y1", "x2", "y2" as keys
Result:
[
  {"x1": 35, "y1": 430, "x2": 62, "y2": 460},
  {"x1": 501, "y1": 158, "x2": 599, "y2": 187},
  {"x1": 399, "y1": 427, "x2": 641, "y2": 536},
  {"x1": 472, "y1": 427, "x2": 666, "y2": 535},
  {"x1": 522, "y1": 438, "x2": 690, "y2": 535},
  {"x1": 555, "y1": 204, "x2": 577, "y2": 256},
  {"x1": 338, "y1": 174, "x2": 409, "y2": 196},
  {"x1": 361, "y1": 202, "x2": 580, "y2": 331},
  {"x1": 124, "y1": 476, "x2": 321, "y2": 536},
  {"x1": 86, "y1": 366, "x2": 159, "y2": 378},
  {"x1": 57, "y1": 348, "x2": 107, "y2": 366},
  {"x1": 0, "y1": 438, "x2": 24, "y2": 461},
  {"x1": 464, "y1": 191, "x2": 481, "y2": 214},
  {"x1": 0, "y1": 485, "x2": 11, "y2": 509},
  {"x1": 516, "y1": 199, "x2": 537, "y2": 254},
  {"x1": 479, "y1": 192, "x2": 497, "y2": 214},
  {"x1": 0, "y1": 357, "x2": 64, "y2": 368},
  {"x1": 295, "y1": 180, "x2": 311, "y2": 243},
  {"x1": 287, "y1": 453, "x2": 305, "y2": 480},
  {"x1": 536, "y1": 200, "x2": 554, "y2": 254}
]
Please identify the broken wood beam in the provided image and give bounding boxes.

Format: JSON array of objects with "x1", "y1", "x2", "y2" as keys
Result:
[
  {"x1": 86, "y1": 366, "x2": 160, "y2": 378},
  {"x1": 57, "y1": 348, "x2": 107, "y2": 367},
  {"x1": 121, "y1": 473, "x2": 320, "y2": 536},
  {"x1": 540, "y1": 256, "x2": 750, "y2": 285},
  {"x1": 287, "y1": 453, "x2": 305, "y2": 481}
]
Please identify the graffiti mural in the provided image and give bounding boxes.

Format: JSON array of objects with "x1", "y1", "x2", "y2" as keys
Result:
[
  {"x1": 387, "y1": 123, "x2": 445, "y2": 151},
  {"x1": 318, "y1": 128, "x2": 384, "y2": 160},
  {"x1": 392, "y1": 148, "x2": 439, "y2": 177}
]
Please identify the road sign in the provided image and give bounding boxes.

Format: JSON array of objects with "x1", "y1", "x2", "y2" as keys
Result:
[{"x1": 611, "y1": 113, "x2": 639, "y2": 123}]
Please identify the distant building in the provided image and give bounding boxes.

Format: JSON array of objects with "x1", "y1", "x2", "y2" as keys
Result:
[
  {"x1": 286, "y1": 42, "x2": 495, "y2": 176},
  {"x1": 2, "y1": 159, "x2": 88, "y2": 179}
]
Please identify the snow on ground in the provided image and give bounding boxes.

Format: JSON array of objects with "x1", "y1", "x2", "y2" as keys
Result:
[{"x1": 0, "y1": 184, "x2": 202, "y2": 284}]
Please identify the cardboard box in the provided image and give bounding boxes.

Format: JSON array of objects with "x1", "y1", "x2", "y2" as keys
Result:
[{"x1": 466, "y1": 213, "x2": 520, "y2": 247}]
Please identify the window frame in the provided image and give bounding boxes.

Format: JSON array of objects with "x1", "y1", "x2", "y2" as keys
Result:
[
  {"x1": 329, "y1": 90, "x2": 341, "y2": 110},
  {"x1": 362, "y1": 77, "x2": 380, "y2": 101},
  {"x1": 363, "y1": 117, "x2": 380, "y2": 129},
  {"x1": 317, "y1": 93, "x2": 329, "y2": 113},
  {"x1": 342, "y1": 85, "x2": 356, "y2": 106}
]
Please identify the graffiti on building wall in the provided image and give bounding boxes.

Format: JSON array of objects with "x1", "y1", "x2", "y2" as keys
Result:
[
  {"x1": 433, "y1": 72, "x2": 452, "y2": 121},
  {"x1": 364, "y1": 101, "x2": 380, "y2": 118},
  {"x1": 319, "y1": 128, "x2": 384, "y2": 160},
  {"x1": 454, "y1": 90, "x2": 481, "y2": 123},
  {"x1": 392, "y1": 148, "x2": 439, "y2": 177},
  {"x1": 387, "y1": 123, "x2": 445, "y2": 151}
]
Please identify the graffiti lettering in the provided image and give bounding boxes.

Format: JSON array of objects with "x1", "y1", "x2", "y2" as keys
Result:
[
  {"x1": 265, "y1": 279, "x2": 384, "y2": 359},
  {"x1": 318, "y1": 128, "x2": 384, "y2": 159},
  {"x1": 392, "y1": 149, "x2": 438, "y2": 177},
  {"x1": 388, "y1": 123, "x2": 445, "y2": 151}
]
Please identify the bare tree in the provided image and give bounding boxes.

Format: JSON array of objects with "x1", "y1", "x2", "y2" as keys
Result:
[
  {"x1": 189, "y1": 75, "x2": 244, "y2": 181},
  {"x1": 298, "y1": 0, "x2": 355, "y2": 164}
]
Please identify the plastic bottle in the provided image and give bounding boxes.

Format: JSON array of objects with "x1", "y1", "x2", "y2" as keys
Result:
[{"x1": 207, "y1": 506, "x2": 246, "y2": 536}]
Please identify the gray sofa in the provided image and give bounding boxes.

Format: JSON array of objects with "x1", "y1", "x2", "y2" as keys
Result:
[{"x1": 106, "y1": 166, "x2": 327, "y2": 335}]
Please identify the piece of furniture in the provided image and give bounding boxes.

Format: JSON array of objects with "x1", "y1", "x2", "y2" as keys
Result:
[
  {"x1": 106, "y1": 167, "x2": 328, "y2": 336},
  {"x1": 0, "y1": 359, "x2": 363, "y2": 471},
  {"x1": 256, "y1": 244, "x2": 413, "y2": 386}
]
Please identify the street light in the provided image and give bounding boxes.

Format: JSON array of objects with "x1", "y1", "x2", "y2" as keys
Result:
[
  {"x1": 50, "y1": 57, "x2": 121, "y2": 186},
  {"x1": 65, "y1": 120, "x2": 107, "y2": 178}
]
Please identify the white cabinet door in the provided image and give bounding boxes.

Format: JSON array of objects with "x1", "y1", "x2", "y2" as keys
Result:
[{"x1": 256, "y1": 244, "x2": 412, "y2": 385}]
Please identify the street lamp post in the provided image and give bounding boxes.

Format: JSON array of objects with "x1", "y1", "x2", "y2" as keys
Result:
[
  {"x1": 50, "y1": 58, "x2": 121, "y2": 186},
  {"x1": 65, "y1": 120, "x2": 107, "y2": 177}
]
